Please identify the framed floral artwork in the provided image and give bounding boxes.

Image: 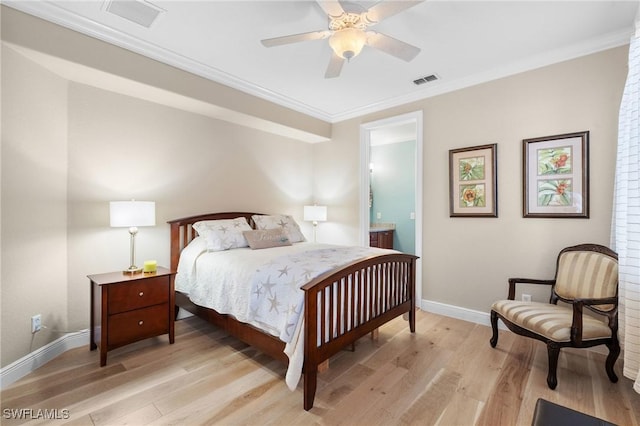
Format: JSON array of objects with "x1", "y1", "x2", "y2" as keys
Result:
[
  {"x1": 523, "y1": 131, "x2": 589, "y2": 218},
  {"x1": 449, "y1": 143, "x2": 497, "y2": 217}
]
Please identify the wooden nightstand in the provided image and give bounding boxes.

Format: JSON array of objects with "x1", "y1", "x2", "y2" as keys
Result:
[{"x1": 88, "y1": 267, "x2": 175, "y2": 366}]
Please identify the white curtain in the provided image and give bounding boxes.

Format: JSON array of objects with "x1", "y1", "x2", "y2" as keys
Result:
[{"x1": 612, "y1": 18, "x2": 640, "y2": 394}]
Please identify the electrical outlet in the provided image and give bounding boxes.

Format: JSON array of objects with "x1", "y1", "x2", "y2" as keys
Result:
[
  {"x1": 31, "y1": 314, "x2": 42, "y2": 333},
  {"x1": 376, "y1": 212, "x2": 382, "y2": 219},
  {"x1": 522, "y1": 294, "x2": 532, "y2": 303}
]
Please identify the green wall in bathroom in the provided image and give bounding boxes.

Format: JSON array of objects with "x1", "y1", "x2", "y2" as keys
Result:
[{"x1": 370, "y1": 140, "x2": 416, "y2": 254}]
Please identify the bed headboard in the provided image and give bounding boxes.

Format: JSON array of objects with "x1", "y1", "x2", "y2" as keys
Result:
[{"x1": 167, "y1": 212, "x2": 262, "y2": 271}]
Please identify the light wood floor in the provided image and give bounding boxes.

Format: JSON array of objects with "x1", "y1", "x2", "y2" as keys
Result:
[{"x1": 2, "y1": 310, "x2": 639, "y2": 425}]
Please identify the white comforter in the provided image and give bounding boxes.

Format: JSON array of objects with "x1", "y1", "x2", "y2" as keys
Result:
[{"x1": 175, "y1": 237, "x2": 393, "y2": 389}]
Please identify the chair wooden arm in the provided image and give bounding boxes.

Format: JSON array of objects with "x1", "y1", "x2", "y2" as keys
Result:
[
  {"x1": 570, "y1": 300, "x2": 585, "y2": 345},
  {"x1": 569, "y1": 296, "x2": 617, "y2": 345},
  {"x1": 507, "y1": 278, "x2": 555, "y2": 300},
  {"x1": 572, "y1": 296, "x2": 617, "y2": 306}
]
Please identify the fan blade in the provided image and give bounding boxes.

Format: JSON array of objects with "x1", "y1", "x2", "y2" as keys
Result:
[
  {"x1": 366, "y1": 32, "x2": 421, "y2": 62},
  {"x1": 365, "y1": 1, "x2": 423, "y2": 24},
  {"x1": 316, "y1": 0, "x2": 345, "y2": 18},
  {"x1": 325, "y1": 52, "x2": 345, "y2": 78},
  {"x1": 261, "y1": 30, "x2": 331, "y2": 47}
]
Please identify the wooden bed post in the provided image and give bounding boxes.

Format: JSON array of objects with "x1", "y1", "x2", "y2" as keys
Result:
[
  {"x1": 303, "y1": 284, "x2": 318, "y2": 411},
  {"x1": 303, "y1": 365, "x2": 318, "y2": 411},
  {"x1": 169, "y1": 221, "x2": 181, "y2": 272},
  {"x1": 409, "y1": 257, "x2": 417, "y2": 333}
]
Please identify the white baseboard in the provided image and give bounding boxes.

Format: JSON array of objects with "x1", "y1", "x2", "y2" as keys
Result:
[
  {"x1": 0, "y1": 302, "x2": 490, "y2": 389},
  {"x1": 0, "y1": 329, "x2": 89, "y2": 389},
  {"x1": 0, "y1": 299, "x2": 606, "y2": 389},
  {"x1": 420, "y1": 299, "x2": 508, "y2": 330}
]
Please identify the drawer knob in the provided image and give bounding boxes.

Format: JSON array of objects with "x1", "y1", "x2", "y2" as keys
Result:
[
  {"x1": 138, "y1": 320, "x2": 144, "y2": 326},
  {"x1": 139, "y1": 291, "x2": 144, "y2": 297}
]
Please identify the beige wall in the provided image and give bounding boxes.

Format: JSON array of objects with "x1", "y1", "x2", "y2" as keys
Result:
[
  {"x1": 1, "y1": 45, "x2": 315, "y2": 367},
  {"x1": 1, "y1": 46, "x2": 69, "y2": 366},
  {"x1": 65, "y1": 83, "x2": 315, "y2": 331},
  {"x1": 316, "y1": 46, "x2": 628, "y2": 312}
]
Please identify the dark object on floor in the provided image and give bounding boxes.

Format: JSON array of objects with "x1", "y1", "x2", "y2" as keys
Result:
[{"x1": 532, "y1": 398, "x2": 616, "y2": 426}]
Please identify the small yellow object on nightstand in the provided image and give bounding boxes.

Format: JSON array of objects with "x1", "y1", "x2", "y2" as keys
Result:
[{"x1": 143, "y1": 260, "x2": 157, "y2": 273}]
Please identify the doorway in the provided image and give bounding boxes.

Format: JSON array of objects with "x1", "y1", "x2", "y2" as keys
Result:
[{"x1": 359, "y1": 111, "x2": 423, "y2": 305}]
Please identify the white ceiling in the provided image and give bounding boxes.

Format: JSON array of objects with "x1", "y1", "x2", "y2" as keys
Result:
[{"x1": 6, "y1": 1, "x2": 638, "y2": 123}]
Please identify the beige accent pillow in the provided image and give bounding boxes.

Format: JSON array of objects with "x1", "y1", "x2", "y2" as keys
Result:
[{"x1": 243, "y1": 228, "x2": 292, "y2": 250}]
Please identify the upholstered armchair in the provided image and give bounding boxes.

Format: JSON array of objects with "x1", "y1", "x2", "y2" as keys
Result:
[{"x1": 490, "y1": 244, "x2": 619, "y2": 389}]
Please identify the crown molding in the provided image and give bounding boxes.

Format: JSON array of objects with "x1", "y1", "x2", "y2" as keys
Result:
[
  {"x1": 3, "y1": 1, "x2": 335, "y2": 122},
  {"x1": 330, "y1": 26, "x2": 634, "y2": 122},
  {"x1": 4, "y1": 1, "x2": 634, "y2": 125}
]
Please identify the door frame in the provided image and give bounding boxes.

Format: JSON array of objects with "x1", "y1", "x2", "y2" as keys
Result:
[{"x1": 359, "y1": 110, "x2": 423, "y2": 305}]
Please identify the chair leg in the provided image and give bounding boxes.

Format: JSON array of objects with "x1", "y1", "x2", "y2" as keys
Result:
[
  {"x1": 605, "y1": 340, "x2": 620, "y2": 383},
  {"x1": 546, "y1": 343, "x2": 560, "y2": 389},
  {"x1": 489, "y1": 310, "x2": 499, "y2": 348}
]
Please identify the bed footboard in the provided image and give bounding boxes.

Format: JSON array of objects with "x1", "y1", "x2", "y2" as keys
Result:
[{"x1": 301, "y1": 253, "x2": 418, "y2": 410}]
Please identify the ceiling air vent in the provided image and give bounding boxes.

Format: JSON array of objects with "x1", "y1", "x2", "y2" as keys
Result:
[
  {"x1": 105, "y1": 0, "x2": 165, "y2": 28},
  {"x1": 413, "y1": 74, "x2": 439, "y2": 86}
]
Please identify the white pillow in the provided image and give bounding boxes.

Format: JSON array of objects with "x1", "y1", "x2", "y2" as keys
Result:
[
  {"x1": 252, "y1": 214, "x2": 306, "y2": 243},
  {"x1": 192, "y1": 217, "x2": 252, "y2": 251}
]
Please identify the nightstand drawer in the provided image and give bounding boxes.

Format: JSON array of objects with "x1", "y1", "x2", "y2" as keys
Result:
[
  {"x1": 108, "y1": 304, "x2": 169, "y2": 348},
  {"x1": 108, "y1": 276, "x2": 169, "y2": 314}
]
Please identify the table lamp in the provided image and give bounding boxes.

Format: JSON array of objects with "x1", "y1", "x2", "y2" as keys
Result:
[
  {"x1": 304, "y1": 205, "x2": 327, "y2": 243},
  {"x1": 110, "y1": 200, "x2": 155, "y2": 273}
]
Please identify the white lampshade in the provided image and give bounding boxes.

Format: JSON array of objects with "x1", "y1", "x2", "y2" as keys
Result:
[
  {"x1": 304, "y1": 205, "x2": 327, "y2": 223},
  {"x1": 329, "y1": 28, "x2": 367, "y2": 60},
  {"x1": 110, "y1": 201, "x2": 156, "y2": 227}
]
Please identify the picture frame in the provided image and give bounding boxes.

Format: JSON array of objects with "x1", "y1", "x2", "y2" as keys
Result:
[
  {"x1": 523, "y1": 131, "x2": 589, "y2": 218},
  {"x1": 449, "y1": 143, "x2": 497, "y2": 217}
]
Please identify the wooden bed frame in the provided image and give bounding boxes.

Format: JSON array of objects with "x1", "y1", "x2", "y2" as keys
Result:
[{"x1": 168, "y1": 212, "x2": 418, "y2": 410}]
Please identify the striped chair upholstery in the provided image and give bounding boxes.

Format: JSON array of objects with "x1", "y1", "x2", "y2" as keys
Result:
[
  {"x1": 555, "y1": 250, "x2": 618, "y2": 312},
  {"x1": 489, "y1": 244, "x2": 619, "y2": 391},
  {"x1": 490, "y1": 300, "x2": 612, "y2": 342}
]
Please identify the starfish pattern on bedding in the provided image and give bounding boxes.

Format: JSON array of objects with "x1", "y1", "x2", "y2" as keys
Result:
[
  {"x1": 253, "y1": 285, "x2": 263, "y2": 298},
  {"x1": 249, "y1": 246, "x2": 387, "y2": 343},
  {"x1": 288, "y1": 303, "x2": 299, "y2": 315},
  {"x1": 278, "y1": 265, "x2": 290, "y2": 277},
  {"x1": 261, "y1": 276, "x2": 277, "y2": 297},
  {"x1": 268, "y1": 294, "x2": 281, "y2": 313}
]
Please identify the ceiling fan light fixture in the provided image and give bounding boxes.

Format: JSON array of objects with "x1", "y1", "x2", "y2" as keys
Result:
[{"x1": 329, "y1": 28, "x2": 366, "y2": 60}]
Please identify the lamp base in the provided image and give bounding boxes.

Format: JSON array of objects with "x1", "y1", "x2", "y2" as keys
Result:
[{"x1": 123, "y1": 266, "x2": 143, "y2": 274}]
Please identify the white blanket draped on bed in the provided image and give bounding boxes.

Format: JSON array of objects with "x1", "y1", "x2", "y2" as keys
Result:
[{"x1": 175, "y1": 238, "x2": 393, "y2": 390}]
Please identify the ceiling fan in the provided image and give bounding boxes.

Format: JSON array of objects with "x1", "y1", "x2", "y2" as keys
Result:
[{"x1": 261, "y1": 1, "x2": 423, "y2": 78}]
